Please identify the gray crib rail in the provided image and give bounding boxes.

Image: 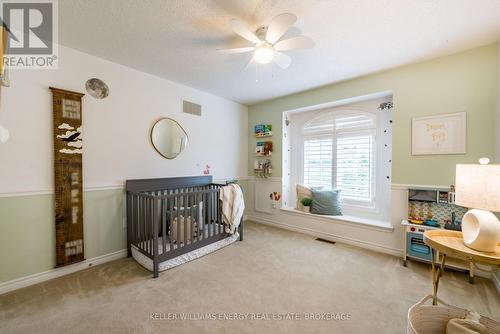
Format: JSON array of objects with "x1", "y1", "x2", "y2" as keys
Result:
[{"x1": 126, "y1": 176, "x2": 242, "y2": 278}]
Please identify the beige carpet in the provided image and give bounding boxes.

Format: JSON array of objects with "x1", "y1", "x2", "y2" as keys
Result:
[{"x1": 1, "y1": 221, "x2": 499, "y2": 334}]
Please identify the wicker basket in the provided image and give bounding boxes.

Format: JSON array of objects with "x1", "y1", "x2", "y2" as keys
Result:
[{"x1": 407, "y1": 295, "x2": 500, "y2": 334}]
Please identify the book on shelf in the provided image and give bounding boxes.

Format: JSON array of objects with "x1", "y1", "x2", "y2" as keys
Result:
[{"x1": 254, "y1": 124, "x2": 272, "y2": 137}]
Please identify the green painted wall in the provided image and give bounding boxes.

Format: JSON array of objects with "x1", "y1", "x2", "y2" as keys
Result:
[
  {"x1": 249, "y1": 44, "x2": 498, "y2": 186},
  {"x1": 0, "y1": 189, "x2": 126, "y2": 283},
  {"x1": 0, "y1": 182, "x2": 250, "y2": 284}
]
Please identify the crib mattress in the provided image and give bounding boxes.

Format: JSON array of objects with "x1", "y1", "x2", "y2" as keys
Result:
[{"x1": 131, "y1": 234, "x2": 239, "y2": 272}]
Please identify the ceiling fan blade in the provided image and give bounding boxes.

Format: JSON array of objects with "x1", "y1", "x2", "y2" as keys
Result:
[
  {"x1": 217, "y1": 47, "x2": 255, "y2": 54},
  {"x1": 230, "y1": 19, "x2": 261, "y2": 44},
  {"x1": 273, "y1": 52, "x2": 292, "y2": 69},
  {"x1": 266, "y1": 13, "x2": 297, "y2": 44},
  {"x1": 274, "y1": 36, "x2": 314, "y2": 51}
]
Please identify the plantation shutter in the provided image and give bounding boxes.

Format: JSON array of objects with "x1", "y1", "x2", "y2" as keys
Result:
[
  {"x1": 335, "y1": 134, "x2": 374, "y2": 201},
  {"x1": 303, "y1": 137, "x2": 333, "y2": 188},
  {"x1": 302, "y1": 110, "x2": 376, "y2": 203}
]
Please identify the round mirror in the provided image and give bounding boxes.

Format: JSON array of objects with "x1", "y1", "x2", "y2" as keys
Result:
[{"x1": 150, "y1": 118, "x2": 188, "y2": 159}]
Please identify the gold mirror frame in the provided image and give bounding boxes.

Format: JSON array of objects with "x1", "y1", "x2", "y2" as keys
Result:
[{"x1": 150, "y1": 117, "x2": 189, "y2": 159}]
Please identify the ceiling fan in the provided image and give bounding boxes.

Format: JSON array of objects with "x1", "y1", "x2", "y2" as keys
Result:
[{"x1": 219, "y1": 13, "x2": 314, "y2": 69}]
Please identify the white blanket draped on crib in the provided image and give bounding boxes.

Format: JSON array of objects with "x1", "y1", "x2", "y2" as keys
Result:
[{"x1": 219, "y1": 184, "x2": 244, "y2": 235}]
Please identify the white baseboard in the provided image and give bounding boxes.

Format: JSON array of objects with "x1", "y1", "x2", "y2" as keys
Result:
[
  {"x1": 0, "y1": 249, "x2": 127, "y2": 295},
  {"x1": 246, "y1": 215, "x2": 402, "y2": 257}
]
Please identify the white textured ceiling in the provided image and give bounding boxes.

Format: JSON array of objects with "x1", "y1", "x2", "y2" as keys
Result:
[{"x1": 59, "y1": 0, "x2": 500, "y2": 105}]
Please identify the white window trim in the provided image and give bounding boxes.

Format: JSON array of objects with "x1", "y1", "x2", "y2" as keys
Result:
[{"x1": 284, "y1": 97, "x2": 393, "y2": 222}]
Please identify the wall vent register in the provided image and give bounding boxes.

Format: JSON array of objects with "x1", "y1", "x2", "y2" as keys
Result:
[{"x1": 183, "y1": 100, "x2": 202, "y2": 116}]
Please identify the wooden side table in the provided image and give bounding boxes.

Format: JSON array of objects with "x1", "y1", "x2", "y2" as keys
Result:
[{"x1": 423, "y1": 230, "x2": 500, "y2": 305}]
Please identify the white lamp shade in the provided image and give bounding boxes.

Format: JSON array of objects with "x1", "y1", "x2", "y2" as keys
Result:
[{"x1": 455, "y1": 164, "x2": 500, "y2": 212}]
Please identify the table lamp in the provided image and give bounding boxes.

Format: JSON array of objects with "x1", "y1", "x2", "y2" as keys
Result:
[{"x1": 455, "y1": 162, "x2": 500, "y2": 252}]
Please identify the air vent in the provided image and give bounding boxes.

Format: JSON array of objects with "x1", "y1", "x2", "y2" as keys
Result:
[
  {"x1": 315, "y1": 238, "x2": 336, "y2": 245},
  {"x1": 183, "y1": 100, "x2": 201, "y2": 116}
]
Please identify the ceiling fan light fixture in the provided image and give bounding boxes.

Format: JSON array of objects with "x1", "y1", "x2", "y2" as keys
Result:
[
  {"x1": 254, "y1": 43, "x2": 274, "y2": 64},
  {"x1": 222, "y1": 13, "x2": 313, "y2": 70}
]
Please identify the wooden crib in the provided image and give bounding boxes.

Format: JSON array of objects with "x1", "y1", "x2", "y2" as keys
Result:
[{"x1": 126, "y1": 176, "x2": 243, "y2": 277}]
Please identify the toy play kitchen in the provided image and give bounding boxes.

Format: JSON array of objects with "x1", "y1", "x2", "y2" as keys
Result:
[{"x1": 401, "y1": 187, "x2": 475, "y2": 281}]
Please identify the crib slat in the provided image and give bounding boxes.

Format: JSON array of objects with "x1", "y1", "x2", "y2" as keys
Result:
[
  {"x1": 152, "y1": 198, "x2": 159, "y2": 277},
  {"x1": 131, "y1": 194, "x2": 137, "y2": 245},
  {"x1": 216, "y1": 189, "x2": 219, "y2": 235},
  {"x1": 215, "y1": 187, "x2": 217, "y2": 236},
  {"x1": 205, "y1": 189, "x2": 209, "y2": 238},
  {"x1": 138, "y1": 195, "x2": 142, "y2": 250},
  {"x1": 219, "y1": 189, "x2": 223, "y2": 234},
  {"x1": 142, "y1": 196, "x2": 145, "y2": 252},
  {"x1": 146, "y1": 197, "x2": 150, "y2": 254},
  {"x1": 214, "y1": 187, "x2": 218, "y2": 236},
  {"x1": 144, "y1": 196, "x2": 147, "y2": 253},
  {"x1": 141, "y1": 196, "x2": 145, "y2": 250},
  {"x1": 197, "y1": 190, "x2": 200, "y2": 240},
  {"x1": 184, "y1": 193, "x2": 188, "y2": 246},
  {"x1": 213, "y1": 186, "x2": 217, "y2": 237},
  {"x1": 196, "y1": 192, "x2": 200, "y2": 242},
  {"x1": 169, "y1": 193, "x2": 174, "y2": 251},
  {"x1": 126, "y1": 193, "x2": 131, "y2": 256},
  {"x1": 190, "y1": 193, "x2": 195, "y2": 245},
  {"x1": 161, "y1": 198, "x2": 166, "y2": 254},
  {"x1": 147, "y1": 197, "x2": 151, "y2": 253},
  {"x1": 176, "y1": 191, "x2": 181, "y2": 249},
  {"x1": 193, "y1": 189, "x2": 197, "y2": 242},
  {"x1": 197, "y1": 190, "x2": 201, "y2": 242},
  {"x1": 216, "y1": 188, "x2": 219, "y2": 235},
  {"x1": 129, "y1": 194, "x2": 134, "y2": 247},
  {"x1": 210, "y1": 188, "x2": 213, "y2": 236},
  {"x1": 144, "y1": 196, "x2": 148, "y2": 251},
  {"x1": 150, "y1": 197, "x2": 154, "y2": 253},
  {"x1": 202, "y1": 191, "x2": 207, "y2": 240},
  {"x1": 139, "y1": 195, "x2": 143, "y2": 249}
]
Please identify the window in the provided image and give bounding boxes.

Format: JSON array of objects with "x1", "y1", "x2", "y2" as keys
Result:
[
  {"x1": 284, "y1": 97, "x2": 392, "y2": 221},
  {"x1": 302, "y1": 112, "x2": 376, "y2": 205},
  {"x1": 303, "y1": 137, "x2": 332, "y2": 188},
  {"x1": 335, "y1": 133, "x2": 373, "y2": 201}
]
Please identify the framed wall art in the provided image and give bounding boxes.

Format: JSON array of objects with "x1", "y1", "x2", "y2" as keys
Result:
[
  {"x1": 412, "y1": 112, "x2": 466, "y2": 155},
  {"x1": 50, "y1": 87, "x2": 85, "y2": 267}
]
